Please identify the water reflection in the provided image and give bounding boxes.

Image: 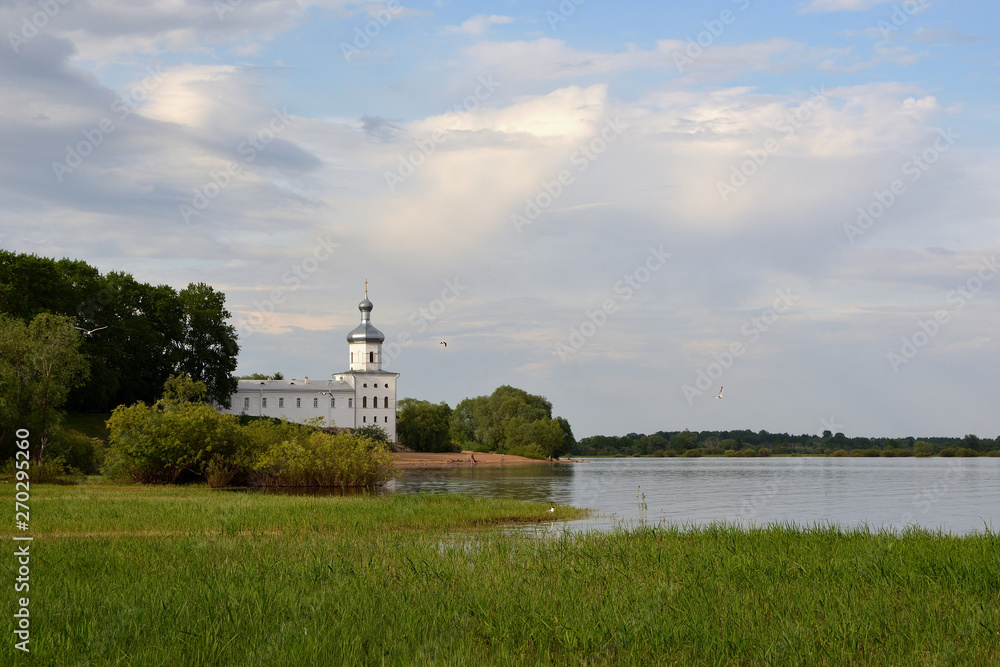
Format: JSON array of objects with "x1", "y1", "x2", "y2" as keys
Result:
[{"x1": 236, "y1": 457, "x2": 1000, "y2": 535}]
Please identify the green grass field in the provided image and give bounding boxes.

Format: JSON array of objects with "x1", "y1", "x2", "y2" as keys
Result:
[{"x1": 2, "y1": 485, "x2": 997, "y2": 665}]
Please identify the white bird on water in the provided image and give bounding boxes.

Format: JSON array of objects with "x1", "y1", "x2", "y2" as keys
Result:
[
  {"x1": 73, "y1": 325, "x2": 107, "y2": 336},
  {"x1": 549, "y1": 504, "x2": 555, "y2": 513},
  {"x1": 716, "y1": 386, "x2": 724, "y2": 399}
]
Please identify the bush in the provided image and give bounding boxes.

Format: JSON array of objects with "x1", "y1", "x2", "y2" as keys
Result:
[
  {"x1": 0, "y1": 455, "x2": 84, "y2": 485},
  {"x1": 938, "y1": 447, "x2": 956, "y2": 458},
  {"x1": 250, "y1": 431, "x2": 397, "y2": 487},
  {"x1": 831, "y1": 449, "x2": 850, "y2": 457},
  {"x1": 683, "y1": 448, "x2": 704, "y2": 458},
  {"x1": 104, "y1": 401, "x2": 244, "y2": 483},
  {"x1": 757, "y1": 447, "x2": 772, "y2": 457},
  {"x1": 954, "y1": 448, "x2": 978, "y2": 457},
  {"x1": 724, "y1": 449, "x2": 737, "y2": 457},
  {"x1": 506, "y1": 444, "x2": 545, "y2": 460},
  {"x1": 47, "y1": 427, "x2": 104, "y2": 474},
  {"x1": 735, "y1": 448, "x2": 756, "y2": 457}
]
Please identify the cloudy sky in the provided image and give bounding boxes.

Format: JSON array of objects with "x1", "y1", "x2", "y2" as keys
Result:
[{"x1": 2, "y1": 0, "x2": 998, "y2": 439}]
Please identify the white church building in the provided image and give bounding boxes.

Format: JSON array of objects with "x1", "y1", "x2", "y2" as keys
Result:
[{"x1": 221, "y1": 293, "x2": 399, "y2": 441}]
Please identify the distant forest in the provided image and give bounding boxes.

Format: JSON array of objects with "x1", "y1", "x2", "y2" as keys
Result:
[{"x1": 572, "y1": 430, "x2": 999, "y2": 458}]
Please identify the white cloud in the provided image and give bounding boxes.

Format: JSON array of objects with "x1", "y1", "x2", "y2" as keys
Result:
[
  {"x1": 800, "y1": 0, "x2": 892, "y2": 12},
  {"x1": 444, "y1": 14, "x2": 514, "y2": 36}
]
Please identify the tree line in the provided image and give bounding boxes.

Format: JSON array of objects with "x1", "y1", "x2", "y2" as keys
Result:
[{"x1": 574, "y1": 429, "x2": 1000, "y2": 458}]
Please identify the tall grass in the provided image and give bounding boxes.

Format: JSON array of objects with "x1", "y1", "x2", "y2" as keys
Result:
[{"x1": 2, "y1": 485, "x2": 997, "y2": 665}]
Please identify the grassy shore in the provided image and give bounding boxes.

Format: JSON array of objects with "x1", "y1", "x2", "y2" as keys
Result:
[{"x1": 2, "y1": 485, "x2": 997, "y2": 665}]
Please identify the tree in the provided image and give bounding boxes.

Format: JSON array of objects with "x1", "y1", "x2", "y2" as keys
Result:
[
  {"x1": 1, "y1": 251, "x2": 241, "y2": 412},
  {"x1": 353, "y1": 423, "x2": 389, "y2": 444},
  {"x1": 0, "y1": 313, "x2": 89, "y2": 460},
  {"x1": 397, "y1": 399, "x2": 454, "y2": 452},
  {"x1": 451, "y1": 385, "x2": 571, "y2": 455},
  {"x1": 177, "y1": 283, "x2": 239, "y2": 407}
]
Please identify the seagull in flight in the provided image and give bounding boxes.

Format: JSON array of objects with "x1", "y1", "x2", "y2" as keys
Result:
[
  {"x1": 716, "y1": 386, "x2": 724, "y2": 399},
  {"x1": 438, "y1": 341, "x2": 447, "y2": 347},
  {"x1": 73, "y1": 325, "x2": 107, "y2": 336}
]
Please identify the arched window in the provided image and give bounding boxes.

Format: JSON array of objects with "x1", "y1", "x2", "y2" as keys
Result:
[
  {"x1": 373, "y1": 396, "x2": 379, "y2": 409},
  {"x1": 362, "y1": 396, "x2": 367, "y2": 408},
  {"x1": 369, "y1": 351, "x2": 374, "y2": 363},
  {"x1": 384, "y1": 396, "x2": 389, "y2": 409}
]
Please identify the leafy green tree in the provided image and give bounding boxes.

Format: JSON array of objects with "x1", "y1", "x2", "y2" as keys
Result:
[
  {"x1": 353, "y1": 423, "x2": 389, "y2": 444},
  {"x1": 0, "y1": 313, "x2": 89, "y2": 460},
  {"x1": 451, "y1": 386, "x2": 571, "y2": 455},
  {"x1": 669, "y1": 430, "x2": 699, "y2": 453},
  {"x1": 1, "y1": 251, "x2": 240, "y2": 412},
  {"x1": 239, "y1": 372, "x2": 284, "y2": 380},
  {"x1": 397, "y1": 398, "x2": 454, "y2": 452},
  {"x1": 177, "y1": 283, "x2": 239, "y2": 407}
]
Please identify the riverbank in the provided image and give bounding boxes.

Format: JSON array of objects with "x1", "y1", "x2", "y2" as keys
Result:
[
  {"x1": 393, "y1": 450, "x2": 585, "y2": 468},
  {"x1": 5, "y1": 485, "x2": 997, "y2": 665}
]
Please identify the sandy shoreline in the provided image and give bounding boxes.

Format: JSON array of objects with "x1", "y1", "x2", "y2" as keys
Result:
[{"x1": 392, "y1": 451, "x2": 581, "y2": 469}]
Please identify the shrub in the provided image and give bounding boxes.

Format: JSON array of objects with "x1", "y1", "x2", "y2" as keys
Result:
[
  {"x1": 954, "y1": 448, "x2": 978, "y2": 457},
  {"x1": 938, "y1": 447, "x2": 956, "y2": 458},
  {"x1": 250, "y1": 431, "x2": 397, "y2": 487},
  {"x1": 831, "y1": 449, "x2": 850, "y2": 457},
  {"x1": 683, "y1": 448, "x2": 703, "y2": 458},
  {"x1": 724, "y1": 449, "x2": 737, "y2": 457},
  {"x1": 104, "y1": 401, "x2": 244, "y2": 483},
  {"x1": 735, "y1": 448, "x2": 756, "y2": 457},
  {"x1": 47, "y1": 427, "x2": 105, "y2": 474},
  {"x1": 506, "y1": 444, "x2": 545, "y2": 460},
  {"x1": 757, "y1": 447, "x2": 772, "y2": 457}
]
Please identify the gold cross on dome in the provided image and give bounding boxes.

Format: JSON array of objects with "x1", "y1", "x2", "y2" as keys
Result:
[{"x1": 364, "y1": 279, "x2": 368, "y2": 297}]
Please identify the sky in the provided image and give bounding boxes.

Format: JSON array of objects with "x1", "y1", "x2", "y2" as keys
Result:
[{"x1": 2, "y1": 0, "x2": 998, "y2": 440}]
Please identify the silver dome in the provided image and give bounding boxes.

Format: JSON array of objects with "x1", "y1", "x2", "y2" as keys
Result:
[{"x1": 346, "y1": 297, "x2": 384, "y2": 343}]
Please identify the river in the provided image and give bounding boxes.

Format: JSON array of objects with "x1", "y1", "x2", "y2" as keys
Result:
[{"x1": 388, "y1": 456, "x2": 1000, "y2": 535}]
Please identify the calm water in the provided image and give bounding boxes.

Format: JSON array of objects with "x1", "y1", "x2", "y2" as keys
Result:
[{"x1": 387, "y1": 457, "x2": 1000, "y2": 535}]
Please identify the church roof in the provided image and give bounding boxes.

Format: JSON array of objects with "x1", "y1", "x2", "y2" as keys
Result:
[
  {"x1": 347, "y1": 295, "x2": 385, "y2": 343},
  {"x1": 235, "y1": 379, "x2": 352, "y2": 393}
]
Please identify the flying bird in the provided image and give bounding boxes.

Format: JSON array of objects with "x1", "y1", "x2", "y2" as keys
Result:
[
  {"x1": 716, "y1": 386, "x2": 724, "y2": 399},
  {"x1": 438, "y1": 341, "x2": 447, "y2": 347},
  {"x1": 73, "y1": 325, "x2": 107, "y2": 336}
]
